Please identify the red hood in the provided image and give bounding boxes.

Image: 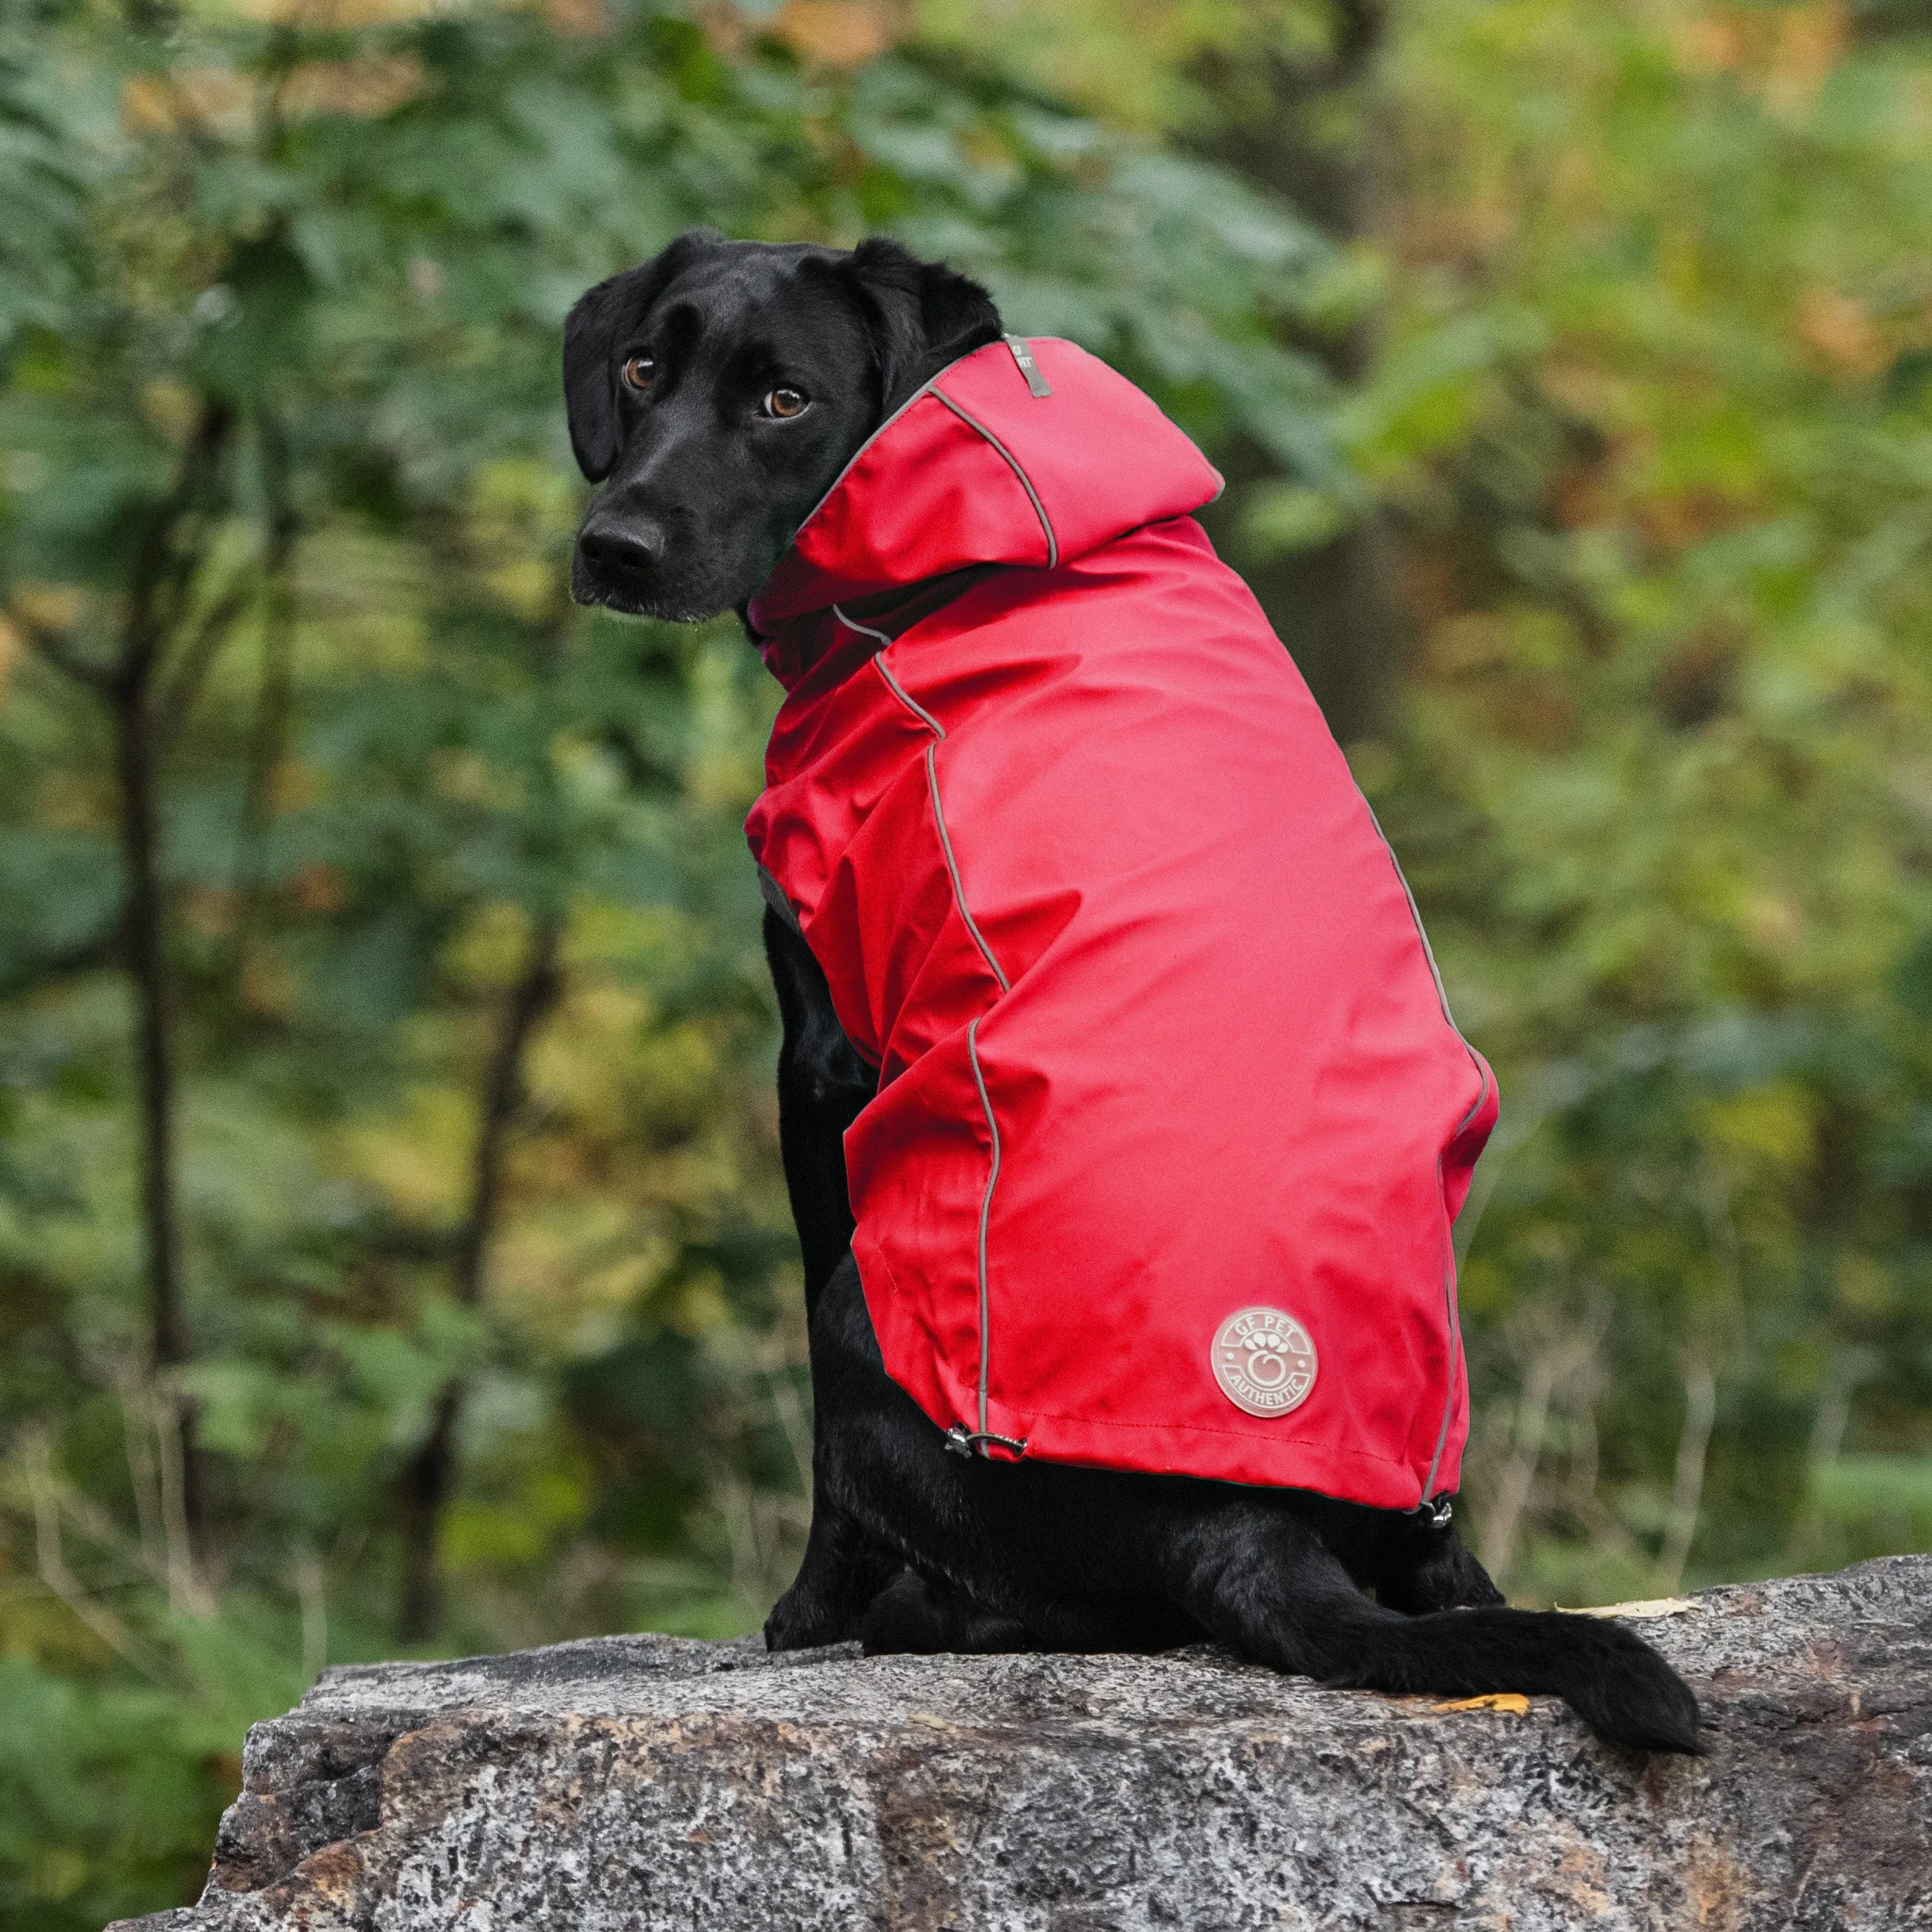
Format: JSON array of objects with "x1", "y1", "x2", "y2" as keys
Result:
[{"x1": 747, "y1": 337, "x2": 1223, "y2": 683}]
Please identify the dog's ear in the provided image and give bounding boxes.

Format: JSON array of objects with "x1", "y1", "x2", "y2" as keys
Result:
[
  {"x1": 562, "y1": 274, "x2": 628, "y2": 482},
  {"x1": 841, "y1": 238, "x2": 1003, "y2": 412},
  {"x1": 562, "y1": 230, "x2": 720, "y2": 482}
]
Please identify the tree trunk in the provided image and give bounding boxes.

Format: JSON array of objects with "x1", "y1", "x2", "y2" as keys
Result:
[
  {"x1": 1191, "y1": 0, "x2": 1409, "y2": 747},
  {"x1": 102, "y1": 398, "x2": 234, "y2": 1556},
  {"x1": 396, "y1": 912, "x2": 564, "y2": 1643},
  {"x1": 110, "y1": 676, "x2": 203, "y2": 1543},
  {"x1": 395, "y1": 1384, "x2": 462, "y2": 1645}
]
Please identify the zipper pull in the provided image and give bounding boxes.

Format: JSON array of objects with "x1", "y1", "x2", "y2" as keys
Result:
[{"x1": 944, "y1": 1423, "x2": 1029, "y2": 1459}]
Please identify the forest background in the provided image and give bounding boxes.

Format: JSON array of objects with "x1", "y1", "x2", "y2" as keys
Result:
[{"x1": 2, "y1": 0, "x2": 1931, "y2": 1921}]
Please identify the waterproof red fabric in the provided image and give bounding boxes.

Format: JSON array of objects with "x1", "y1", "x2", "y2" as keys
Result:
[{"x1": 744, "y1": 337, "x2": 1495, "y2": 1509}]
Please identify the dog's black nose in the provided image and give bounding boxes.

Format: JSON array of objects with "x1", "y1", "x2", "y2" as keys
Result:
[{"x1": 577, "y1": 517, "x2": 661, "y2": 577}]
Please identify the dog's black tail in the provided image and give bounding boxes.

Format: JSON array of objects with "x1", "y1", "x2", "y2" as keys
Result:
[
  {"x1": 1318, "y1": 1603, "x2": 1704, "y2": 1754},
  {"x1": 1180, "y1": 1520, "x2": 1703, "y2": 1754}
]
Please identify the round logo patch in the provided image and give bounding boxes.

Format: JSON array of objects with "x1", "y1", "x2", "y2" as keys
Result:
[{"x1": 1212, "y1": 1306, "x2": 1318, "y2": 1418}]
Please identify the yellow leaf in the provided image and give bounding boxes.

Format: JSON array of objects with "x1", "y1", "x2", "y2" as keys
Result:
[{"x1": 1432, "y1": 1693, "x2": 1530, "y2": 1716}]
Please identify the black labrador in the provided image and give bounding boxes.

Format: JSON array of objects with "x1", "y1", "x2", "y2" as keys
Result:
[{"x1": 563, "y1": 229, "x2": 1701, "y2": 1755}]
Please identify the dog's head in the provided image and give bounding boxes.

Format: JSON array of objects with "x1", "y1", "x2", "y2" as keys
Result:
[{"x1": 564, "y1": 232, "x2": 1001, "y2": 622}]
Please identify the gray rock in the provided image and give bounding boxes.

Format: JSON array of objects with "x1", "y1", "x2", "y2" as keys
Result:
[{"x1": 112, "y1": 1556, "x2": 1932, "y2": 1931}]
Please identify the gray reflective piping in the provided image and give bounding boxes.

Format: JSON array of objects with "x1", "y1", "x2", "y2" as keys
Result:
[
  {"x1": 1358, "y1": 788, "x2": 1490, "y2": 1139},
  {"x1": 1421, "y1": 1284, "x2": 1465, "y2": 1492},
  {"x1": 1361, "y1": 797, "x2": 1459, "y2": 1031},
  {"x1": 925, "y1": 743, "x2": 1009, "y2": 994},
  {"x1": 1450, "y1": 1053, "x2": 1495, "y2": 1140},
  {"x1": 870, "y1": 649, "x2": 947, "y2": 740},
  {"x1": 832, "y1": 604, "x2": 894, "y2": 650},
  {"x1": 1356, "y1": 789, "x2": 1491, "y2": 1505},
  {"x1": 929, "y1": 387, "x2": 1059, "y2": 568},
  {"x1": 868, "y1": 649, "x2": 1010, "y2": 994},
  {"x1": 776, "y1": 337, "x2": 1075, "y2": 555},
  {"x1": 966, "y1": 1017, "x2": 1000, "y2": 1436},
  {"x1": 1420, "y1": 1054, "x2": 1495, "y2": 1504},
  {"x1": 872, "y1": 640, "x2": 1012, "y2": 1448}
]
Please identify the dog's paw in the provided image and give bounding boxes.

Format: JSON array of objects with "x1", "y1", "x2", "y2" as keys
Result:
[
  {"x1": 1388, "y1": 1535, "x2": 1507, "y2": 1615},
  {"x1": 764, "y1": 1581, "x2": 850, "y2": 1651},
  {"x1": 859, "y1": 1570, "x2": 1035, "y2": 1657},
  {"x1": 859, "y1": 1571, "x2": 949, "y2": 1655}
]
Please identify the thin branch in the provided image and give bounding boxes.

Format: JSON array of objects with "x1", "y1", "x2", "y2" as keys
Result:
[
  {"x1": 757, "y1": 1350, "x2": 814, "y2": 1498},
  {"x1": 114, "y1": 678, "x2": 190, "y2": 1424},
  {"x1": 452, "y1": 913, "x2": 565, "y2": 1312},
  {"x1": 152, "y1": 1381, "x2": 214, "y2": 1615},
  {"x1": 1654, "y1": 1159, "x2": 1744, "y2": 1590},
  {"x1": 25, "y1": 1439, "x2": 163, "y2": 1679},
  {"x1": 716, "y1": 1471, "x2": 763, "y2": 1621},
  {"x1": 41, "y1": 1453, "x2": 168, "y2": 1592},
  {"x1": 117, "y1": 1379, "x2": 167, "y2": 1577},
  {"x1": 119, "y1": 399, "x2": 234, "y2": 697},
  {"x1": 0, "y1": 922, "x2": 124, "y2": 1003},
  {"x1": 102, "y1": 399, "x2": 238, "y2": 1559},
  {"x1": 1565, "y1": 1488, "x2": 1654, "y2": 1574},
  {"x1": 293, "y1": 1545, "x2": 328, "y2": 1683},
  {"x1": 1474, "y1": 1291, "x2": 1607, "y2": 1588},
  {"x1": 228, "y1": 410, "x2": 302, "y2": 988},
  {"x1": 1477, "y1": 1347, "x2": 1559, "y2": 1583},
  {"x1": 161, "y1": 410, "x2": 302, "y2": 747},
  {"x1": 22, "y1": 618, "x2": 115, "y2": 691},
  {"x1": 156, "y1": 565, "x2": 259, "y2": 742},
  {"x1": 144, "y1": 462, "x2": 238, "y2": 676},
  {"x1": 1657, "y1": 1357, "x2": 1717, "y2": 1595}
]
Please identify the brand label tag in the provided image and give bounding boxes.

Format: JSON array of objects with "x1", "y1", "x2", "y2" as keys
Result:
[{"x1": 1211, "y1": 1306, "x2": 1318, "y2": 1418}]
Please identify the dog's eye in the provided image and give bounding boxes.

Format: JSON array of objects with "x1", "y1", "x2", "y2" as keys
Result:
[
  {"x1": 620, "y1": 355, "x2": 655, "y2": 392},
  {"x1": 761, "y1": 387, "x2": 809, "y2": 420}
]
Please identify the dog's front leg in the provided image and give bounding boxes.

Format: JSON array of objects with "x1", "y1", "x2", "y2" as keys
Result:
[
  {"x1": 763, "y1": 905, "x2": 876, "y2": 1309},
  {"x1": 1370, "y1": 1513, "x2": 1505, "y2": 1615},
  {"x1": 766, "y1": 1495, "x2": 902, "y2": 1649},
  {"x1": 762, "y1": 903, "x2": 901, "y2": 1645}
]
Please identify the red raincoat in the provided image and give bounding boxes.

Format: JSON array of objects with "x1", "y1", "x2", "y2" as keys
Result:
[{"x1": 745, "y1": 337, "x2": 1495, "y2": 1510}]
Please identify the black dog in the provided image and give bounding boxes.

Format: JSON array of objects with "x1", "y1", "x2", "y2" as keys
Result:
[{"x1": 564, "y1": 230, "x2": 1701, "y2": 1755}]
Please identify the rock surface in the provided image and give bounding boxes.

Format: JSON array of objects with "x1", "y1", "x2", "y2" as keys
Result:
[{"x1": 114, "y1": 1556, "x2": 1932, "y2": 1931}]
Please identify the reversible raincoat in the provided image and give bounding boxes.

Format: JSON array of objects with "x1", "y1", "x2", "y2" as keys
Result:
[{"x1": 744, "y1": 336, "x2": 1495, "y2": 1511}]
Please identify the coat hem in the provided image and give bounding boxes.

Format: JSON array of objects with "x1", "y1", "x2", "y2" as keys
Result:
[
  {"x1": 853, "y1": 1227, "x2": 1466, "y2": 1509},
  {"x1": 998, "y1": 1412, "x2": 1463, "y2": 1512}
]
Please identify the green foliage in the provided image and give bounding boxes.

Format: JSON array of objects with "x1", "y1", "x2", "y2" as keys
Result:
[
  {"x1": 0, "y1": 1, "x2": 1344, "y2": 1920},
  {"x1": 0, "y1": 1607, "x2": 307, "y2": 1932},
  {"x1": 1357, "y1": 0, "x2": 1932, "y2": 1601},
  {"x1": 2, "y1": 0, "x2": 1930, "y2": 1921}
]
